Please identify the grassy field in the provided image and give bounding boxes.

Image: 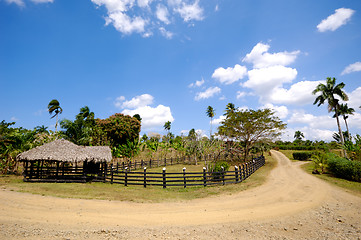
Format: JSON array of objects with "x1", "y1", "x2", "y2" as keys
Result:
[{"x1": 0, "y1": 154, "x2": 276, "y2": 203}]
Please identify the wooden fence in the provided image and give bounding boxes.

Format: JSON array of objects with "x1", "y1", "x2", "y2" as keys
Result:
[{"x1": 107, "y1": 156, "x2": 265, "y2": 188}]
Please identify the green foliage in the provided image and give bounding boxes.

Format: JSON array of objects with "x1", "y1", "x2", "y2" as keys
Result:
[
  {"x1": 211, "y1": 161, "x2": 230, "y2": 180},
  {"x1": 113, "y1": 139, "x2": 140, "y2": 160},
  {"x1": 342, "y1": 135, "x2": 361, "y2": 161},
  {"x1": 327, "y1": 154, "x2": 361, "y2": 182},
  {"x1": 218, "y1": 108, "x2": 286, "y2": 160},
  {"x1": 96, "y1": 113, "x2": 141, "y2": 148},
  {"x1": 292, "y1": 152, "x2": 313, "y2": 161},
  {"x1": 310, "y1": 152, "x2": 328, "y2": 174}
]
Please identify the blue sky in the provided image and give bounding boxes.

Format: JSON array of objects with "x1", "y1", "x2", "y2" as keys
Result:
[{"x1": 1, "y1": 0, "x2": 361, "y2": 141}]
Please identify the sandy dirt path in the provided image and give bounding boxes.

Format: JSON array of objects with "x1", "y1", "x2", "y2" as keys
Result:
[{"x1": 0, "y1": 150, "x2": 360, "y2": 239}]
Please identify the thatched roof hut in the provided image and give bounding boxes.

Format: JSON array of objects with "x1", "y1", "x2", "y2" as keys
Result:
[{"x1": 17, "y1": 139, "x2": 112, "y2": 163}]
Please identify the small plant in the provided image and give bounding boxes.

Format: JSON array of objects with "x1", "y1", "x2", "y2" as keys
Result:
[
  {"x1": 310, "y1": 152, "x2": 327, "y2": 174},
  {"x1": 211, "y1": 161, "x2": 230, "y2": 180}
]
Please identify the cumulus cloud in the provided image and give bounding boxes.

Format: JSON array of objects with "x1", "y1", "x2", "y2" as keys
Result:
[
  {"x1": 244, "y1": 65, "x2": 297, "y2": 96},
  {"x1": 174, "y1": 0, "x2": 204, "y2": 22},
  {"x1": 31, "y1": 0, "x2": 53, "y2": 3},
  {"x1": 115, "y1": 94, "x2": 174, "y2": 130},
  {"x1": 347, "y1": 87, "x2": 361, "y2": 109},
  {"x1": 5, "y1": 0, "x2": 25, "y2": 7},
  {"x1": 341, "y1": 62, "x2": 361, "y2": 75},
  {"x1": 92, "y1": 0, "x2": 205, "y2": 37},
  {"x1": 317, "y1": 8, "x2": 355, "y2": 32},
  {"x1": 236, "y1": 91, "x2": 247, "y2": 99},
  {"x1": 242, "y1": 42, "x2": 300, "y2": 68},
  {"x1": 268, "y1": 80, "x2": 324, "y2": 105},
  {"x1": 281, "y1": 127, "x2": 334, "y2": 142},
  {"x1": 212, "y1": 64, "x2": 247, "y2": 85},
  {"x1": 210, "y1": 115, "x2": 225, "y2": 125},
  {"x1": 188, "y1": 78, "x2": 205, "y2": 88},
  {"x1": 261, "y1": 104, "x2": 288, "y2": 119},
  {"x1": 156, "y1": 4, "x2": 171, "y2": 24},
  {"x1": 288, "y1": 110, "x2": 336, "y2": 130},
  {"x1": 195, "y1": 86, "x2": 221, "y2": 100}
]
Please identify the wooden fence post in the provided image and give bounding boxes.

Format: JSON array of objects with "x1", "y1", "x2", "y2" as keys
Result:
[
  {"x1": 124, "y1": 167, "x2": 128, "y2": 186},
  {"x1": 235, "y1": 166, "x2": 239, "y2": 182},
  {"x1": 103, "y1": 162, "x2": 107, "y2": 183},
  {"x1": 150, "y1": 159, "x2": 152, "y2": 168},
  {"x1": 221, "y1": 166, "x2": 225, "y2": 185},
  {"x1": 143, "y1": 167, "x2": 147, "y2": 188},
  {"x1": 164, "y1": 158, "x2": 167, "y2": 167},
  {"x1": 111, "y1": 166, "x2": 114, "y2": 184},
  {"x1": 162, "y1": 167, "x2": 166, "y2": 189},
  {"x1": 183, "y1": 167, "x2": 186, "y2": 188},
  {"x1": 203, "y1": 167, "x2": 207, "y2": 187}
]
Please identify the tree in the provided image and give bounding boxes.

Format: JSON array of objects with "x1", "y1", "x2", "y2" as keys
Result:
[
  {"x1": 163, "y1": 121, "x2": 171, "y2": 132},
  {"x1": 294, "y1": 130, "x2": 304, "y2": 141},
  {"x1": 48, "y1": 99, "x2": 63, "y2": 132},
  {"x1": 224, "y1": 103, "x2": 236, "y2": 116},
  {"x1": 218, "y1": 108, "x2": 286, "y2": 160},
  {"x1": 206, "y1": 106, "x2": 215, "y2": 137},
  {"x1": 333, "y1": 103, "x2": 354, "y2": 141},
  {"x1": 313, "y1": 77, "x2": 348, "y2": 157}
]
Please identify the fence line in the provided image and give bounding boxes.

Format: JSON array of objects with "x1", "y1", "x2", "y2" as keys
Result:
[{"x1": 107, "y1": 156, "x2": 265, "y2": 188}]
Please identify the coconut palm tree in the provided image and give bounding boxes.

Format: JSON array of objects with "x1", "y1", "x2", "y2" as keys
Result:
[
  {"x1": 313, "y1": 77, "x2": 348, "y2": 157},
  {"x1": 294, "y1": 130, "x2": 304, "y2": 141},
  {"x1": 163, "y1": 121, "x2": 171, "y2": 133},
  {"x1": 333, "y1": 103, "x2": 354, "y2": 141},
  {"x1": 224, "y1": 103, "x2": 236, "y2": 117},
  {"x1": 206, "y1": 106, "x2": 215, "y2": 137},
  {"x1": 47, "y1": 99, "x2": 63, "y2": 132}
]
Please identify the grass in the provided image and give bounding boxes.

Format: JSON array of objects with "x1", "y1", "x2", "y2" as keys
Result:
[
  {"x1": 279, "y1": 149, "x2": 361, "y2": 197},
  {"x1": 0, "y1": 155, "x2": 276, "y2": 203}
]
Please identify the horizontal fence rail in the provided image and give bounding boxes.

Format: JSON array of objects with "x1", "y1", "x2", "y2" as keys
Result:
[{"x1": 107, "y1": 156, "x2": 265, "y2": 188}]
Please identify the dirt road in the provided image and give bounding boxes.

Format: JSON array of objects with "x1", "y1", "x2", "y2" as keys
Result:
[{"x1": 0, "y1": 150, "x2": 360, "y2": 239}]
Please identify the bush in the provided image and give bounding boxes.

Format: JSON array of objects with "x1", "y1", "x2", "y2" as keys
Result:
[
  {"x1": 211, "y1": 161, "x2": 230, "y2": 180},
  {"x1": 327, "y1": 155, "x2": 361, "y2": 182},
  {"x1": 293, "y1": 152, "x2": 313, "y2": 161}
]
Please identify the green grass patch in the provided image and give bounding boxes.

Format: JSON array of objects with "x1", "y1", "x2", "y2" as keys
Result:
[
  {"x1": 300, "y1": 160, "x2": 361, "y2": 197},
  {"x1": 0, "y1": 155, "x2": 276, "y2": 203}
]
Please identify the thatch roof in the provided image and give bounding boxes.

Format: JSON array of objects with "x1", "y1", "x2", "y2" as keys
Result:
[{"x1": 17, "y1": 139, "x2": 112, "y2": 163}]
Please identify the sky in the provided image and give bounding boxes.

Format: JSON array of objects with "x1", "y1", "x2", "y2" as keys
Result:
[{"x1": 1, "y1": 0, "x2": 361, "y2": 142}]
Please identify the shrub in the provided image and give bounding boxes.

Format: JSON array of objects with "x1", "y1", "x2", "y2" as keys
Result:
[
  {"x1": 292, "y1": 152, "x2": 312, "y2": 161},
  {"x1": 211, "y1": 161, "x2": 230, "y2": 180},
  {"x1": 327, "y1": 154, "x2": 361, "y2": 182}
]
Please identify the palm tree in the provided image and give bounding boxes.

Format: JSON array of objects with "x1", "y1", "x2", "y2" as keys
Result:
[
  {"x1": 206, "y1": 106, "x2": 215, "y2": 137},
  {"x1": 312, "y1": 77, "x2": 348, "y2": 156},
  {"x1": 163, "y1": 121, "x2": 171, "y2": 133},
  {"x1": 333, "y1": 103, "x2": 354, "y2": 141},
  {"x1": 224, "y1": 103, "x2": 236, "y2": 117},
  {"x1": 48, "y1": 99, "x2": 63, "y2": 133},
  {"x1": 294, "y1": 130, "x2": 304, "y2": 141}
]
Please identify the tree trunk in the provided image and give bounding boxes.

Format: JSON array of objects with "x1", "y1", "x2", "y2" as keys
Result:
[
  {"x1": 335, "y1": 112, "x2": 347, "y2": 158},
  {"x1": 344, "y1": 116, "x2": 351, "y2": 141}
]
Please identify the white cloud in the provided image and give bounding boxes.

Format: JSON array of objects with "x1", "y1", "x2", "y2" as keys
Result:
[
  {"x1": 261, "y1": 104, "x2": 288, "y2": 119},
  {"x1": 175, "y1": 0, "x2": 204, "y2": 22},
  {"x1": 10, "y1": 116, "x2": 18, "y2": 121},
  {"x1": 156, "y1": 4, "x2": 171, "y2": 24},
  {"x1": 115, "y1": 94, "x2": 154, "y2": 109},
  {"x1": 347, "y1": 87, "x2": 361, "y2": 110},
  {"x1": 281, "y1": 127, "x2": 335, "y2": 142},
  {"x1": 195, "y1": 86, "x2": 221, "y2": 101},
  {"x1": 212, "y1": 64, "x2": 247, "y2": 85},
  {"x1": 268, "y1": 80, "x2": 323, "y2": 105},
  {"x1": 105, "y1": 11, "x2": 147, "y2": 35},
  {"x1": 288, "y1": 110, "x2": 336, "y2": 130},
  {"x1": 122, "y1": 105, "x2": 174, "y2": 129},
  {"x1": 5, "y1": 0, "x2": 25, "y2": 7},
  {"x1": 31, "y1": 0, "x2": 53, "y2": 3},
  {"x1": 236, "y1": 91, "x2": 247, "y2": 99},
  {"x1": 341, "y1": 62, "x2": 361, "y2": 75},
  {"x1": 244, "y1": 65, "x2": 297, "y2": 96},
  {"x1": 211, "y1": 115, "x2": 225, "y2": 125},
  {"x1": 180, "y1": 129, "x2": 207, "y2": 139},
  {"x1": 115, "y1": 93, "x2": 174, "y2": 130},
  {"x1": 242, "y1": 42, "x2": 300, "y2": 68},
  {"x1": 159, "y1": 27, "x2": 173, "y2": 39},
  {"x1": 188, "y1": 78, "x2": 205, "y2": 88},
  {"x1": 137, "y1": 0, "x2": 153, "y2": 8},
  {"x1": 317, "y1": 8, "x2": 355, "y2": 32}
]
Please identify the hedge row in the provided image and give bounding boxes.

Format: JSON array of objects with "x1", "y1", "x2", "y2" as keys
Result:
[
  {"x1": 327, "y1": 155, "x2": 361, "y2": 182},
  {"x1": 277, "y1": 145, "x2": 316, "y2": 150},
  {"x1": 292, "y1": 152, "x2": 313, "y2": 161}
]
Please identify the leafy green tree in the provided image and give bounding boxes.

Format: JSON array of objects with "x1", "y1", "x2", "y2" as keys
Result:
[
  {"x1": 294, "y1": 130, "x2": 304, "y2": 141},
  {"x1": 218, "y1": 108, "x2": 286, "y2": 160},
  {"x1": 313, "y1": 77, "x2": 348, "y2": 156},
  {"x1": 224, "y1": 102, "x2": 236, "y2": 117},
  {"x1": 47, "y1": 99, "x2": 63, "y2": 132},
  {"x1": 163, "y1": 121, "x2": 171, "y2": 132},
  {"x1": 206, "y1": 106, "x2": 215, "y2": 137},
  {"x1": 333, "y1": 103, "x2": 354, "y2": 140}
]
